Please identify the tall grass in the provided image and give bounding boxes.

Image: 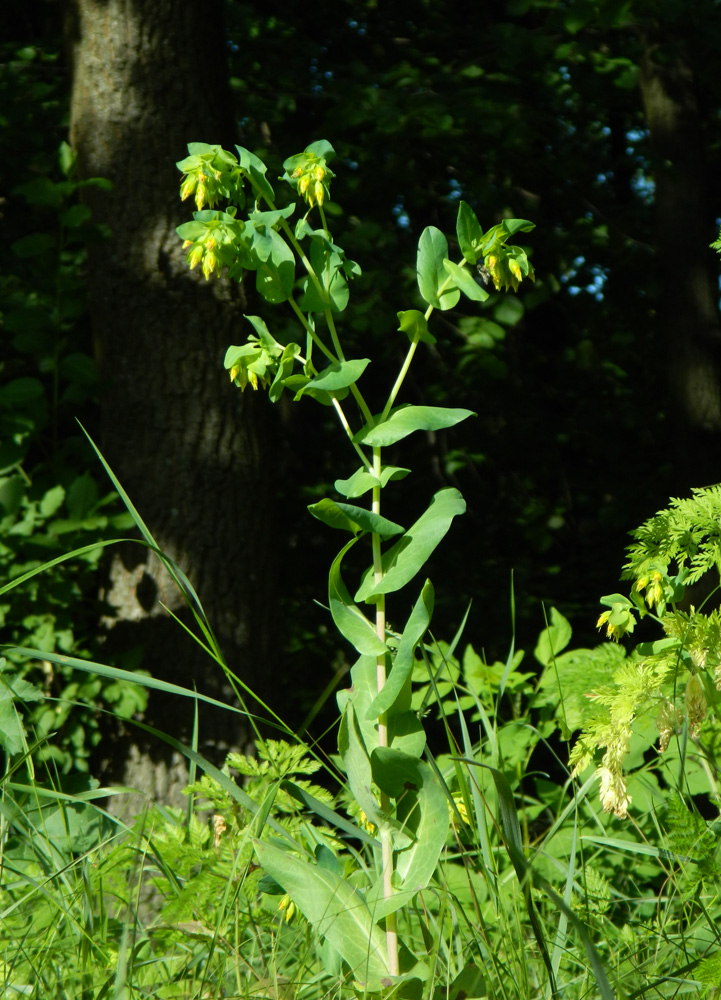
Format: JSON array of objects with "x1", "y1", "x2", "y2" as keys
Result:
[{"x1": 2, "y1": 439, "x2": 720, "y2": 999}]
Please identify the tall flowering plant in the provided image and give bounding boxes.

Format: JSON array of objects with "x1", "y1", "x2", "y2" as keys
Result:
[{"x1": 176, "y1": 139, "x2": 535, "y2": 988}]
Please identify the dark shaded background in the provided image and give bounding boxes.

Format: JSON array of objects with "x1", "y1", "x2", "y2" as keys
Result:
[{"x1": 2, "y1": 0, "x2": 721, "y2": 784}]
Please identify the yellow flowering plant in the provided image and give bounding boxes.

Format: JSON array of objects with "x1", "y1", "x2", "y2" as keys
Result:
[
  {"x1": 571, "y1": 485, "x2": 721, "y2": 818},
  {"x1": 175, "y1": 138, "x2": 536, "y2": 989}
]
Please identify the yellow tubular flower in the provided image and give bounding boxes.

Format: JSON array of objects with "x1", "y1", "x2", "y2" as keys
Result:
[
  {"x1": 202, "y1": 250, "x2": 217, "y2": 280},
  {"x1": 180, "y1": 175, "x2": 197, "y2": 201},
  {"x1": 188, "y1": 245, "x2": 204, "y2": 270},
  {"x1": 278, "y1": 894, "x2": 296, "y2": 923}
]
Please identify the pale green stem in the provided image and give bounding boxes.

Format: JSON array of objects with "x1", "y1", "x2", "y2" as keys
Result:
[
  {"x1": 287, "y1": 299, "x2": 337, "y2": 365},
  {"x1": 371, "y1": 446, "x2": 399, "y2": 976},
  {"x1": 382, "y1": 332, "x2": 422, "y2": 423},
  {"x1": 380, "y1": 261, "x2": 463, "y2": 420},
  {"x1": 332, "y1": 398, "x2": 374, "y2": 473},
  {"x1": 253, "y1": 171, "x2": 402, "y2": 974},
  {"x1": 322, "y1": 308, "x2": 375, "y2": 427}
]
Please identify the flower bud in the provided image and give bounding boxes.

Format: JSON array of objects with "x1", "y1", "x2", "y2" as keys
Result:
[
  {"x1": 180, "y1": 175, "x2": 197, "y2": 201},
  {"x1": 202, "y1": 250, "x2": 217, "y2": 280},
  {"x1": 278, "y1": 894, "x2": 296, "y2": 923},
  {"x1": 188, "y1": 244, "x2": 204, "y2": 270}
]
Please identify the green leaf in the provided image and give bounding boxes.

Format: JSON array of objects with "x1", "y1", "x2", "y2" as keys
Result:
[
  {"x1": 368, "y1": 581, "x2": 434, "y2": 719},
  {"x1": 534, "y1": 607, "x2": 572, "y2": 667},
  {"x1": 0, "y1": 697, "x2": 26, "y2": 755},
  {"x1": 40, "y1": 485, "x2": 65, "y2": 517},
  {"x1": 397, "y1": 310, "x2": 436, "y2": 345},
  {"x1": 368, "y1": 750, "x2": 449, "y2": 918},
  {"x1": 255, "y1": 234, "x2": 294, "y2": 303},
  {"x1": 338, "y1": 658, "x2": 426, "y2": 767},
  {"x1": 11, "y1": 233, "x2": 55, "y2": 258},
  {"x1": 445, "y1": 965, "x2": 486, "y2": 1000},
  {"x1": 493, "y1": 296, "x2": 524, "y2": 326},
  {"x1": 417, "y1": 227, "x2": 460, "y2": 310},
  {"x1": 236, "y1": 144, "x2": 275, "y2": 202},
  {"x1": 243, "y1": 314, "x2": 285, "y2": 354},
  {"x1": 502, "y1": 218, "x2": 535, "y2": 236},
  {"x1": 253, "y1": 839, "x2": 391, "y2": 987},
  {"x1": 335, "y1": 468, "x2": 380, "y2": 498},
  {"x1": 442, "y1": 259, "x2": 489, "y2": 302},
  {"x1": 303, "y1": 243, "x2": 352, "y2": 313},
  {"x1": 61, "y1": 204, "x2": 92, "y2": 228},
  {"x1": 306, "y1": 358, "x2": 370, "y2": 392},
  {"x1": 338, "y1": 698, "x2": 386, "y2": 829},
  {"x1": 329, "y1": 539, "x2": 388, "y2": 656},
  {"x1": 269, "y1": 343, "x2": 302, "y2": 403},
  {"x1": 335, "y1": 466, "x2": 411, "y2": 499},
  {"x1": 0, "y1": 377, "x2": 44, "y2": 407},
  {"x1": 309, "y1": 498, "x2": 404, "y2": 538},
  {"x1": 355, "y1": 489, "x2": 466, "y2": 602},
  {"x1": 66, "y1": 473, "x2": 99, "y2": 521},
  {"x1": 456, "y1": 201, "x2": 484, "y2": 263},
  {"x1": 305, "y1": 139, "x2": 335, "y2": 160},
  {"x1": 354, "y1": 405, "x2": 475, "y2": 448},
  {"x1": 282, "y1": 780, "x2": 378, "y2": 846}
]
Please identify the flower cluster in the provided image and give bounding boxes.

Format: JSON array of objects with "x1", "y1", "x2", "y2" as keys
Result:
[
  {"x1": 176, "y1": 143, "x2": 244, "y2": 211},
  {"x1": 282, "y1": 140, "x2": 336, "y2": 209},
  {"x1": 483, "y1": 250, "x2": 533, "y2": 293},
  {"x1": 596, "y1": 594, "x2": 637, "y2": 642}
]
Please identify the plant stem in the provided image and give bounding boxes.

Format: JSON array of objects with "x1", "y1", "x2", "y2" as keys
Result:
[
  {"x1": 372, "y1": 446, "x2": 400, "y2": 976},
  {"x1": 381, "y1": 301, "x2": 435, "y2": 421},
  {"x1": 331, "y1": 398, "x2": 374, "y2": 472},
  {"x1": 288, "y1": 299, "x2": 337, "y2": 365}
]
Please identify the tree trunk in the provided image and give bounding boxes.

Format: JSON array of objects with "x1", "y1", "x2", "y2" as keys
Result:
[
  {"x1": 65, "y1": 0, "x2": 274, "y2": 817},
  {"x1": 639, "y1": 30, "x2": 721, "y2": 488}
]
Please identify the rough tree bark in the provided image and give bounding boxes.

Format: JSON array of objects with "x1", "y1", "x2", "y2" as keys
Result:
[
  {"x1": 65, "y1": 0, "x2": 275, "y2": 815},
  {"x1": 639, "y1": 29, "x2": 721, "y2": 488}
]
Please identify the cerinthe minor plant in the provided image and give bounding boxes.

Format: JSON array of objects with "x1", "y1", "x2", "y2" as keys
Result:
[{"x1": 176, "y1": 139, "x2": 535, "y2": 987}]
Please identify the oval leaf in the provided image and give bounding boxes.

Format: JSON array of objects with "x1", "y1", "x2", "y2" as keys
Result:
[
  {"x1": 355, "y1": 488, "x2": 466, "y2": 602},
  {"x1": 334, "y1": 467, "x2": 380, "y2": 498},
  {"x1": 354, "y1": 405, "x2": 475, "y2": 448},
  {"x1": 309, "y1": 498, "x2": 404, "y2": 538},
  {"x1": 534, "y1": 607, "x2": 572, "y2": 667},
  {"x1": 306, "y1": 358, "x2": 370, "y2": 392},
  {"x1": 443, "y1": 258, "x2": 489, "y2": 302},
  {"x1": 335, "y1": 465, "x2": 411, "y2": 499},
  {"x1": 417, "y1": 227, "x2": 460, "y2": 310}
]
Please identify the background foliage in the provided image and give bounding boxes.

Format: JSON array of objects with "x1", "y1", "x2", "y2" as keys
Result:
[{"x1": 2, "y1": 0, "x2": 721, "y2": 759}]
